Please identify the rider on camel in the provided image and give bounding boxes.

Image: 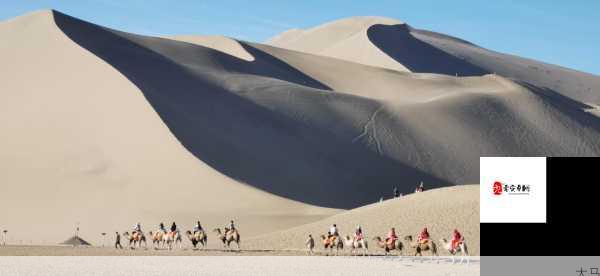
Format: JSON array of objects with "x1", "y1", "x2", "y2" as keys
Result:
[
  {"x1": 417, "y1": 227, "x2": 430, "y2": 244},
  {"x1": 193, "y1": 221, "x2": 203, "y2": 234},
  {"x1": 328, "y1": 224, "x2": 338, "y2": 243},
  {"x1": 133, "y1": 222, "x2": 142, "y2": 234},
  {"x1": 354, "y1": 225, "x2": 364, "y2": 241},
  {"x1": 385, "y1": 227, "x2": 398, "y2": 245},
  {"x1": 159, "y1": 222, "x2": 166, "y2": 233},
  {"x1": 226, "y1": 220, "x2": 236, "y2": 236},
  {"x1": 451, "y1": 229, "x2": 463, "y2": 253}
]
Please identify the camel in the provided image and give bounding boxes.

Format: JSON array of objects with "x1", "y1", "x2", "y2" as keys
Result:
[
  {"x1": 343, "y1": 235, "x2": 368, "y2": 256},
  {"x1": 320, "y1": 234, "x2": 343, "y2": 255},
  {"x1": 185, "y1": 230, "x2": 207, "y2": 249},
  {"x1": 123, "y1": 231, "x2": 147, "y2": 249},
  {"x1": 404, "y1": 235, "x2": 438, "y2": 261},
  {"x1": 213, "y1": 228, "x2": 240, "y2": 250},
  {"x1": 372, "y1": 236, "x2": 403, "y2": 256},
  {"x1": 148, "y1": 231, "x2": 167, "y2": 249},
  {"x1": 164, "y1": 231, "x2": 183, "y2": 250},
  {"x1": 440, "y1": 238, "x2": 469, "y2": 265}
]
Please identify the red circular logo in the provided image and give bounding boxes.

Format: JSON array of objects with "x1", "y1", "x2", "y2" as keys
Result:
[{"x1": 493, "y1": 181, "x2": 503, "y2": 195}]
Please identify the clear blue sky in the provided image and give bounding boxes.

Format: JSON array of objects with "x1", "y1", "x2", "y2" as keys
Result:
[{"x1": 2, "y1": 0, "x2": 599, "y2": 74}]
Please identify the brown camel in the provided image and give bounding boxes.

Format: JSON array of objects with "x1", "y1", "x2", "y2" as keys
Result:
[
  {"x1": 372, "y1": 236, "x2": 403, "y2": 255},
  {"x1": 148, "y1": 230, "x2": 166, "y2": 249},
  {"x1": 320, "y1": 234, "x2": 343, "y2": 255},
  {"x1": 186, "y1": 230, "x2": 207, "y2": 249},
  {"x1": 164, "y1": 231, "x2": 183, "y2": 250},
  {"x1": 123, "y1": 231, "x2": 147, "y2": 249},
  {"x1": 404, "y1": 235, "x2": 438, "y2": 260}
]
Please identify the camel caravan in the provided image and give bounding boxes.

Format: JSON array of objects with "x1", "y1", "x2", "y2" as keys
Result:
[
  {"x1": 308, "y1": 224, "x2": 470, "y2": 264},
  {"x1": 121, "y1": 220, "x2": 239, "y2": 251},
  {"x1": 116, "y1": 219, "x2": 469, "y2": 263}
]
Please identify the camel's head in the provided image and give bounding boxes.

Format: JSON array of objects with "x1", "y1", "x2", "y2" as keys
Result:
[
  {"x1": 185, "y1": 230, "x2": 192, "y2": 235},
  {"x1": 213, "y1": 228, "x2": 221, "y2": 233},
  {"x1": 148, "y1": 231, "x2": 153, "y2": 235},
  {"x1": 372, "y1": 236, "x2": 381, "y2": 241},
  {"x1": 440, "y1": 238, "x2": 448, "y2": 243},
  {"x1": 123, "y1": 231, "x2": 129, "y2": 236},
  {"x1": 320, "y1": 234, "x2": 326, "y2": 240},
  {"x1": 404, "y1": 235, "x2": 413, "y2": 241}
]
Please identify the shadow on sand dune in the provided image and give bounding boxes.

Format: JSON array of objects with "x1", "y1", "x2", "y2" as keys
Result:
[
  {"x1": 366, "y1": 24, "x2": 488, "y2": 76},
  {"x1": 53, "y1": 11, "x2": 452, "y2": 209},
  {"x1": 516, "y1": 81, "x2": 600, "y2": 132}
]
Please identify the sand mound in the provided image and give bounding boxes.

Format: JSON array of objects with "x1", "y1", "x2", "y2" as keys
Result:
[{"x1": 245, "y1": 185, "x2": 480, "y2": 256}]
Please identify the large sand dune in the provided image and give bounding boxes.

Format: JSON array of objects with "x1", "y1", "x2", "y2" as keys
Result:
[
  {"x1": 0, "y1": 10, "x2": 338, "y2": 244},
  {"x1": 0, "y1": 10, "x2": 598, "y2": 247}
]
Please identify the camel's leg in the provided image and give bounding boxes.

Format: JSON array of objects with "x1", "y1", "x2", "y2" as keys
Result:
[
  {"x1": 432, "y1": 242, "x2": 438, "y2": 263},
  {"x1": 464, "y1": 244, "x2": 470, "y2": 265}
]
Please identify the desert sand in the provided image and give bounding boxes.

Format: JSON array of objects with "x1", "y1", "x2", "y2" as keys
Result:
[
  {"x1": 0, "y1": 9, "x2": 598, "y2": 253},
  {"x1": 0, "y1": 256, "x2": 480, "y2": 276}
]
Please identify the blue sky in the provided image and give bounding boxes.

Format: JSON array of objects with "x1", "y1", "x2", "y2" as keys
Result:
[{"x1": 2, "y1": 0, "x2": 599, "y2": 74}]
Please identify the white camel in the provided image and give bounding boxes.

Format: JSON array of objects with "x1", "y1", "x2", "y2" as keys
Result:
[
  {"x1": 343, "y1": 235, "x2": 368, "y2": 256},
  {"x1": 439, "y1": 238, "x2": 470, "y2": 265}
]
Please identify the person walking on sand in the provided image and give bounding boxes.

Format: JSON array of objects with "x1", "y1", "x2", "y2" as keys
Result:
[
  {"x1": 115, "y1": 232, "x2": 123, "y2": 249},
  {"x1": 415, "y1": 182, "x2": 424, "y2": 193},
  {"x1": 393, "y1": 187, "x2": 399, "y2": 198},
  {"x1": 306, "y1": 234, "x2": 315, "y2": 254}
]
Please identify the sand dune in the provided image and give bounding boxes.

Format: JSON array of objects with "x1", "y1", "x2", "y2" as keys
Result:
[
  {"x1": 0, "y1": 10, "x2": 338, "y2": 245},
  {"x1": 245, "y1": 185, "x2": 480, "y2": 256},
  {"x1": 269, "y1": 17, "x2": 600, "y2": 105},
  {"x1": 268, "y1": 16, "x2": 410, "y2": 72},
  {"x1": 0, "y1": 10, "x2": 598, "y2": 249}
]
